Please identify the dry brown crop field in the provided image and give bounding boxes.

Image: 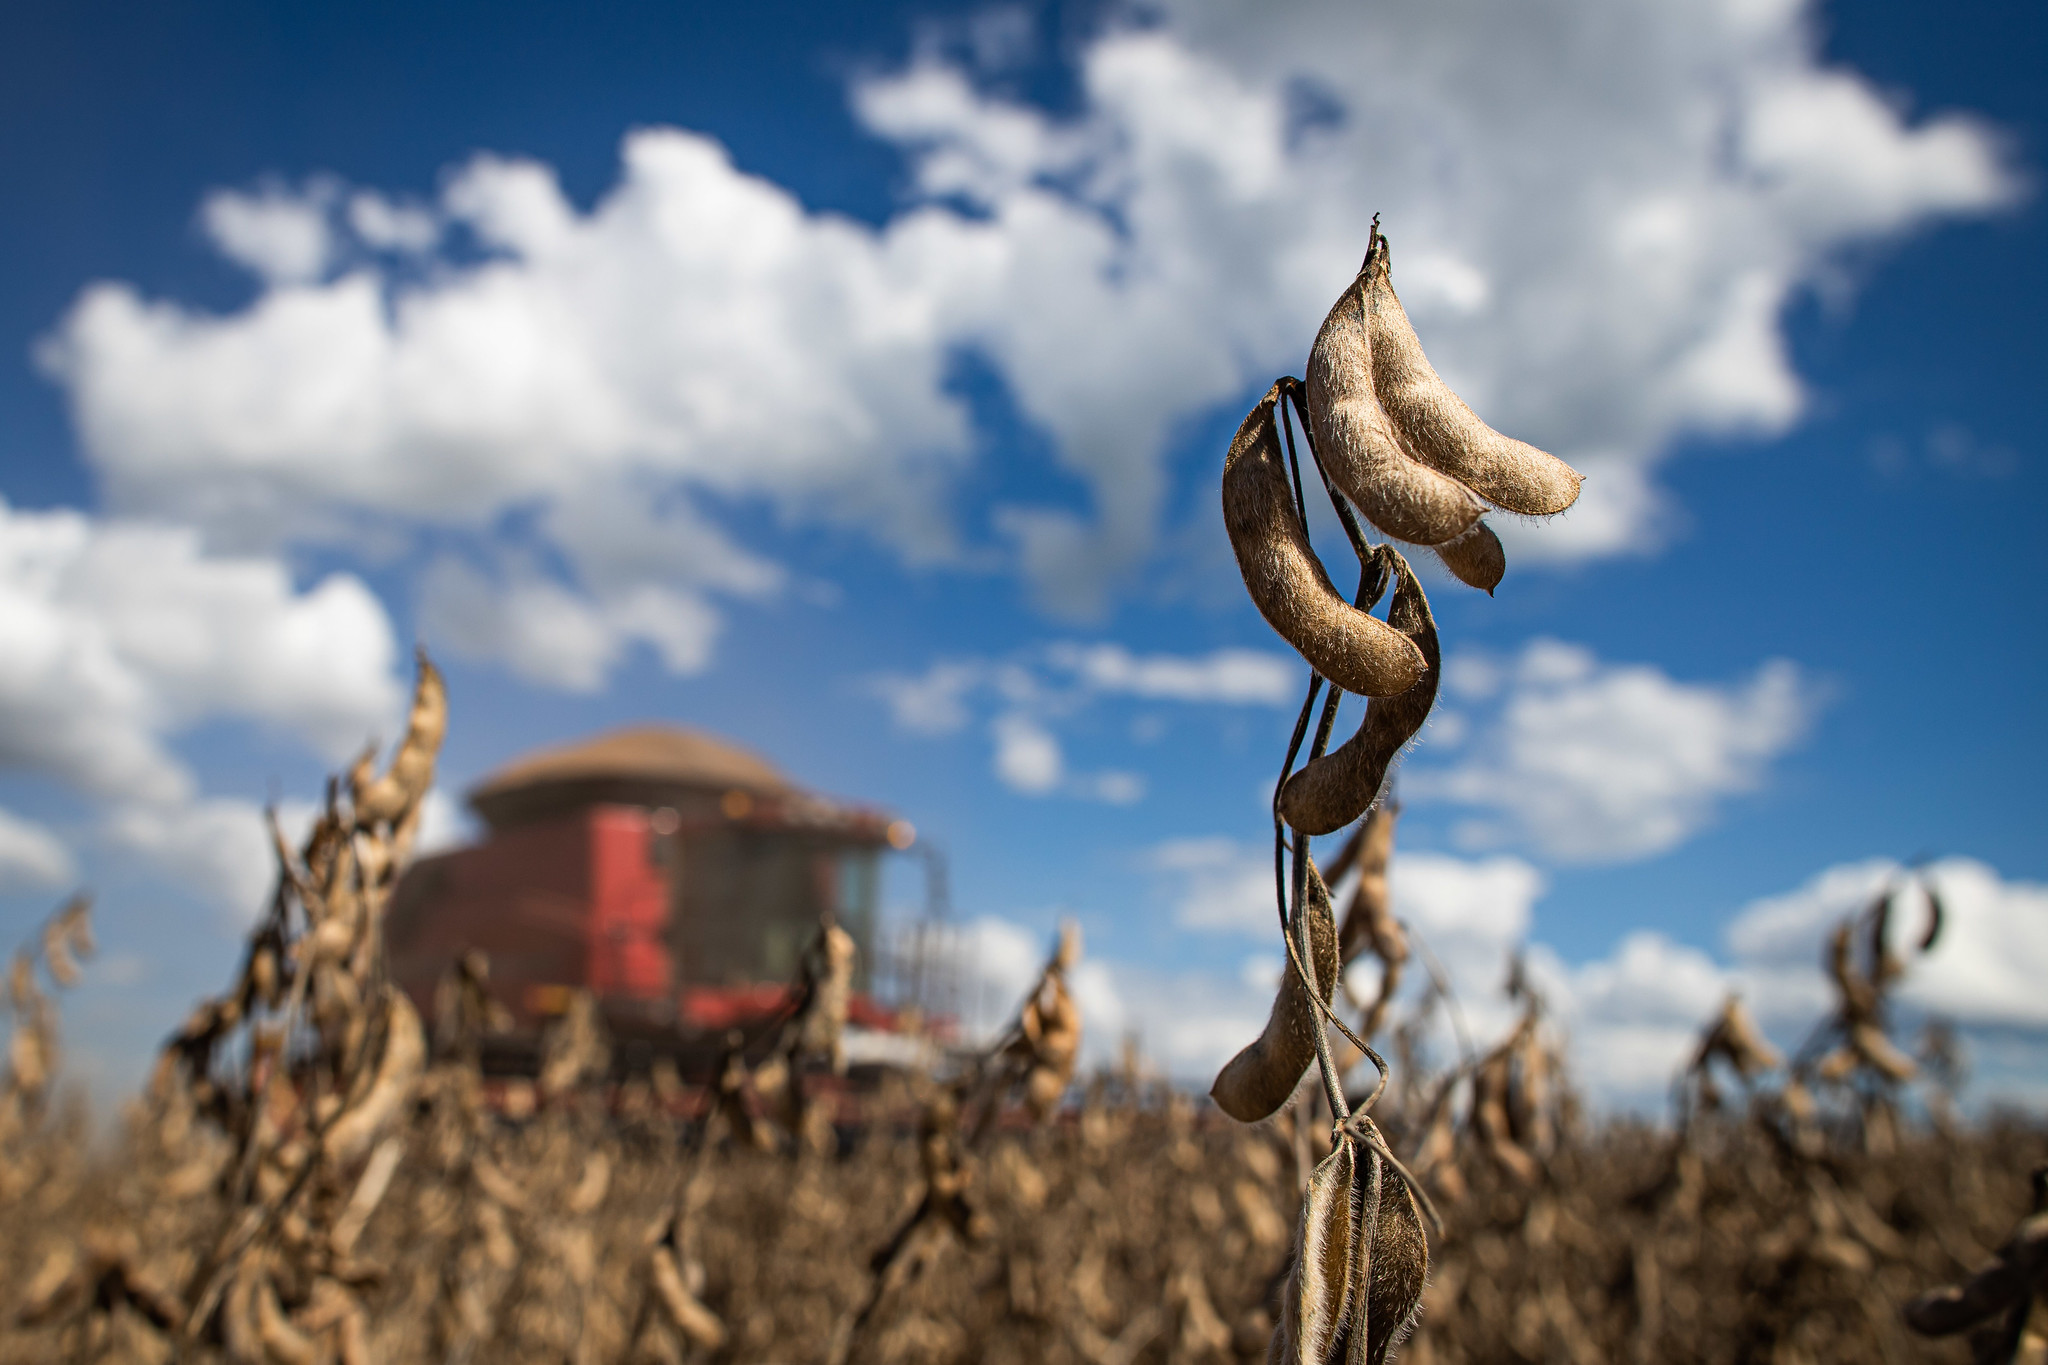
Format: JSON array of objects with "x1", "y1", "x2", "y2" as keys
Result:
[{"x1": 3, "y1": 980, "x2": 2045, "y2": 1365}]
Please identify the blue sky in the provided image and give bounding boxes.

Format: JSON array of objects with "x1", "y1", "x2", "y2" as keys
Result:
[{"x1": 2, "y1": 0, "x2": 2043, "y2": 1107}]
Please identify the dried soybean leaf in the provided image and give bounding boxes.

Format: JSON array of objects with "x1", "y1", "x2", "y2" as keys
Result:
[
  {"x1": 1224, "y1": 383, "x2": 1428, "y2": 698},
  {"x1": 1278, "y1": 550, "x2": 1440, "y2": 836}
]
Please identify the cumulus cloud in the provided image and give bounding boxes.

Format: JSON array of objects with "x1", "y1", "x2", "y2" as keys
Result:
[
  {"x1": 199, "y1": 183, "x2": 336, "y2": 286},
  {"x1": 105, "y1": 796, "x2": 311, "y2": 925},
  {"x1": 873, "y1": 640, "x2": 1292, "y2": 802},
  {"x1": 420, "y1": 556, "x2": 725, "y2": 692},
  {"x1": 991, "y1": 711, "x2": 1064, "y2": 794},
  {"x1": 1414, "y1": 639, "x2": 1817, "y2": 862},
  {"x1": 1045, "y1": 642, "x2": 1296, "y2": 705},
  {"x1": 1148, "y1": 835, "x2": 1278, "y2": 934},
  {"x1": 36, "y1": 0, "x2": 2017, "y2": 680},
  {"x1": 1146, "y1": 832, "x2": 1543, "y2": 974},
  {"x1": 0, "y1": 498, "x2": 403, "y2": 913},
  {"x1": 0, "y1": 809, "x2": 76, "y2": 891}
]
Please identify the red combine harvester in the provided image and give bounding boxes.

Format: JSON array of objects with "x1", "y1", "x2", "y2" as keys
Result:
[{"x1": 384, "y1": 725, "x2": 927, "y2": 1082}]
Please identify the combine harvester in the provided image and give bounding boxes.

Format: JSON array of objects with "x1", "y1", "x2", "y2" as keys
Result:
[{"x1": 385, "y1": 724, "x2": 946, "y2": 1107}]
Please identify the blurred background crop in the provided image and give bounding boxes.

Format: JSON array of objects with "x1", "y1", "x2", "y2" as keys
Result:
[{"x1": 0, "y1": 0, "x2": 2042, "y2": 1112}]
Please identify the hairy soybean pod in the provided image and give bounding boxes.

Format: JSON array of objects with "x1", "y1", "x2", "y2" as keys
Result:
[
  {"x1": 1362, "y1": 236, "x2": 1582, "y2": 519},
  {"x1": 353, "y1": 649, "x2": 448, "y2": 826},
  {"x1": 1278, "y1": 551, "x2": 1440, "y2": 836},
  {"x1": 1356, "y1": 1137, "x2": 1429, "y2": 1365},
  {"x1": 1429, "y1": 518, "x2": 1506, "y2": 595},
  {"x1": 1275, "y1": 1139, "x2": 1357, "y2": 1365},
  {"x1": 323, "y1": 989, "x2": 426, "y2": 1165},
  {"x1": 1209, "y1": 859, "x2": 1340, "y2": 1123},
  {"x1": 1308, "y1": 270, "x2": 1485, "y2": 548},
  {"x1": 1223, "y1": 384, "x2": 1427, "y2": 698}
]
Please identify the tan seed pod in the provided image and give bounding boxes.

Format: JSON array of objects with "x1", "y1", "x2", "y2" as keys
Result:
[
  {"x1": 568, "y1": 1151, "x2": 612, "y2": 1213},
  {"x1": 330, "y1": 1136, "x2": 405, "y2": 1259},
  {"x1": 1308, "y1": 266, "x2": 1485, "y2": 548},
  {"x1": 1025, "y1": 1065, "x2": 1066, "y2": 1118},
  {"x1": 1223, "y1": 383, "x2": 1427, "y2": 698},
  {"x1": 1335, "y1": 806, "x2": 1400, "y2": 967},
  {"x1": 1428, "y1": 518, "x2": 1505, "y2": 595},
  {"x1": 17, "y1": 1245, "x2": 82, "y2": 1324},
  {"x1": 9, "y1": 1013, "x2": 50, "y2": 1097},
  {"x1": 222, "y1": 1266, "x2": 267, "y2": 1364},
  {"x1": 1361, "y1": 235, "x2": 1582, "y2": 518},
  {"x1": 42, "y1": 895, "x2": 92, "y2": 987},
  {"x1": 352, "y1": 649, "x2": 448, "y2": 826},
  {"x1": 1279, "y1": 551, "x2": 1440, "y2": 836},
  {"x1": 1850, "y1": 1022, "x2": 1919, "y2": 1082},
  {"x1": 1697, "y1": 994, "x2": 1781, "y2": 1080},
  {"x1": 323, "y1": 989, "x2": 426, "y2": 1166},
  {"x1": 1210, "y1": 860, "x2": 1340, "y2": 1123},
  {"x1": 255, "y1": 1272, "x2": 319, "y2": 1365},
  {"x1": 1905, "y1": 1206, "x2": 2048, "y2": 1338},
  {"x1": 1359, "y1": 1156, "x2": 1430, "y2": 1365},
  {"x1": 1272, "y1": 1139, "x2": 1357, "y2": 1364},
  {"x1": 1335, "y1": 806, "x2": 1408, "y2": 1042},
  {"x1": 650, "y1": 1245, "x2": 728, "y2": 1349}
]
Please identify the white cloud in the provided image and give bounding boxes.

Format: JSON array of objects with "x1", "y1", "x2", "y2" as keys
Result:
[
  {"x1": 0, "y1": 498, "x2": 401, "y2": 799},
  {"x1": 199, "y1": 183, "x2": 336, "y2": 286},
  {"x1": 420, "y1": 555, "x2": 724, "y2": 692},
  {"x1": 0, "y1": 498, "x2": 403, "y2": 914},
  {"x1": 0, "y1": 809, "x2": 76, "y2": 891},
  {"x1": 1074, "y1": 770, "x2": 1146, "y2": 805},
  {"x1": 1504, "y1": 856, "x2": 2048, "y2": 1108},
  {"x1": 1046, "y1": 642, "x2": 1297, "y2": 705},
  {"x1": 36, "y1": 0, "x2": 2017, "y2": 672},
  {"x1": 991, "y1": 711, "x2": 1063, "y2": 794},
  {"x1": 346, "y1": 191, "x2": 440, "y2": 254},
  {"x1": 874, "y1": 640, "x2": 1294, "y2": 803},
  {"x1": 105, "y1": 797, "x2": 286, "y2": 925},
  {"x1": 1149, "y1": 835, "x2": 1277, "y2": 934},
  {"x1": 1414, "y1": 640, "x2": 1817, "y2": 863},
  {"x1": 869, "y1": 660, "x2": 990, "y2": 736}
]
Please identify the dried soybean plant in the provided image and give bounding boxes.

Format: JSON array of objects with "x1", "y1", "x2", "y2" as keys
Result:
[
  {"x1": 1211, "y1": 220, "x2": 1582, "y2": 1365},
  {"x1": 831, "y1": 923, "x2": 1085, "y2": 1365},
  {"x1": 751, "y1": 909, "x2": 861, "y2": 1156},
  {"x1": 153, "y1": 648, "x2": 448, "y2": 1360},
  {"x1": 969, "y1": 920, "x2": 1085, "y2": 1136},
  {"x1": 1790, "y1": 869, "x2": 1944, "y2": 1154},
  {"x1": 2, "y1": 896, "x2": 94, "y2": 1154}
]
